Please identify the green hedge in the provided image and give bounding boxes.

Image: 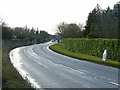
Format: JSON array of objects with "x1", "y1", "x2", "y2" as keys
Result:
[
  {"x1": 50, "y1": 44, "x2": 120, "y2": 68},
  {"x1": 62, "y1": 38, "x2": 120, "y2": 61}
]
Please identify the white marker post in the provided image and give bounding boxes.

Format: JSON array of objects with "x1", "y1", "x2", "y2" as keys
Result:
[{"x1": 102, "y1": 49, "x2": 107, "y2": 61}]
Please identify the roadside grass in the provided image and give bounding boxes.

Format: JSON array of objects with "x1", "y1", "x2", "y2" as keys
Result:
[
  {"x1": 2, "y1": 46, "x2": 34, "y2": 89},
  {"x1": 49, "y1": 43, "x2": 120, "y2": 69}
]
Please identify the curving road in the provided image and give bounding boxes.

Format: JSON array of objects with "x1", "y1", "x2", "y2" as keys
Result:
[{"x1": 9, "y1": 42, "x2": 119, "y2": 88}]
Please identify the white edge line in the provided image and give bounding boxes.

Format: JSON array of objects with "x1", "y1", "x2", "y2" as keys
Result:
[
  {"x1": 47, "y1": 43, "x2": 76, "y2": 60},
  {"x1": 9, "y1": 47, "x2": 41, "y2": 89},
  {"x1": 109, "y1": 81, "x2": 120, "y2": 87}
]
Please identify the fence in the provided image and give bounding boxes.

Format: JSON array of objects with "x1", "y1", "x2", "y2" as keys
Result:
[{"x1": 2, "y1": 40, "x2": 36, "y2": 48}]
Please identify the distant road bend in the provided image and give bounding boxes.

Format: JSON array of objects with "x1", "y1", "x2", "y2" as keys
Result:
[{"x1": 9, "y1": 41, "x2": 119, "y2": 88}]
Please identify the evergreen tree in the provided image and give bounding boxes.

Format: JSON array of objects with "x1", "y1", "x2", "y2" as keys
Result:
[
  {"x1": 84, "y1": 4, "x2": 102, "y2": 38},
  {"x1": 84, "y1": 3, "x2": 119, "y2": 39}
]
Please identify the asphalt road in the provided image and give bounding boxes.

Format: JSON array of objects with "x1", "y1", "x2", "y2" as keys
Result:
[{"x1": 10, "y1": 42, "x2": 119, "y2": 88}]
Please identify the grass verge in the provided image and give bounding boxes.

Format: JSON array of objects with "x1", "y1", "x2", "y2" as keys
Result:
[
  {"x1": 2, "y1": 46, "x2": 34, "y2": 89},
  {"x1": 49, "y1": 43, "x2": 120, "y2": 69}
]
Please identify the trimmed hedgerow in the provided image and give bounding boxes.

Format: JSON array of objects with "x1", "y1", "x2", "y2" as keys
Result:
[
  {"x1": 62, "y1": 38, "x2": 120, "y2": 62},
  {"x1": 49, "y1": 44, "x2": 120, "y2": 68}
]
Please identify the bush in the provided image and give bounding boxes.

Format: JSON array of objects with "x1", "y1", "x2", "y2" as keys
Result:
[{"x1": 62, "y1": 38, "x2": 120, "y2": 61}]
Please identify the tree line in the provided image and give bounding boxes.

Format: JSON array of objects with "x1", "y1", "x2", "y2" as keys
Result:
[
  {"x1": 0, "y1": 20, "x2": 52, "y2": 43},
  {"x1": 57, "y1": 2, "x2": 120, "y2": 39},
  {"x1": 1, "y1": 2, "x2": 119, "y2": 41}
]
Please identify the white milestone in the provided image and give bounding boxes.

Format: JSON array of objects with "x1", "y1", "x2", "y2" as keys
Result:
[{"x1": 102, "y1": 49, "x2": 107, "y2": 61}]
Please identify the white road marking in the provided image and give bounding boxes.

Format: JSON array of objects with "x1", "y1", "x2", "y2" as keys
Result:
[
  {"x1": 9, "y1": 48, "x2": 41, "y2": 88},
  {"x1": 32, "y1": 58, "x2": 48, "y2": 69},
  {"x1": 30, "y1": 45, "x2": 86, "y2": 75},
  {"x1": 30, "y1": 48, "x2": 48, "y2": 68},
  {"x1": 47, "y1": 45, "x2": 77, "y2": 60},
  {"x1": 109, "y1": 82, "x2": 120, "y2": 86}
]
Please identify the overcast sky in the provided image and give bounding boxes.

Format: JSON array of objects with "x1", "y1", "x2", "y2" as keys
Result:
[{"x1": 0, "y1": 0, "x2": 119, "y2": 34}]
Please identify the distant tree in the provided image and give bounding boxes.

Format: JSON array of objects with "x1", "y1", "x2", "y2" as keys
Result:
[
  {"x1": 0, "y1": 17, "x2": 51, "y2": 41},
  {"x1": 2, "y1": 26, "x2": 13, "y2": 40},
  {"x1": 0, "y1": 19, "x2": 13, "y2": 40},
  {"x1": 40, "y1": 30, "x2": 49, "y2": 38},
  {"x1": 66, "y1": 23, "x2": 81, "y2": 38},
  {"x1": 56, "y1": 22, "x2": 68, "y2": 37},
  {"x1": 57, "y1": 22, "x2": 83, "y2": 38},
  {"x1": 35, "y1": 28, "x2": 39, "y2": 35}
]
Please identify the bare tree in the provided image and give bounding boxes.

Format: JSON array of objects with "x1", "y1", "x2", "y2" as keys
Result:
[{"x1": 56, "y1": 22, "x2": 83, "y2": 38}]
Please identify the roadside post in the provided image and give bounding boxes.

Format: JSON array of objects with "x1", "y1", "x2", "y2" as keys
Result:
[{"x1": 102, "y1": 49, "x2": 107, "y2": 61}]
